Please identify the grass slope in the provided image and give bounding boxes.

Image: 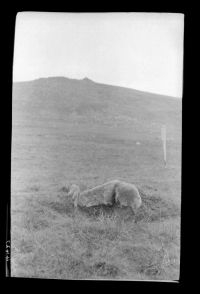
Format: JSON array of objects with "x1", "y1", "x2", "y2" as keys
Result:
[
  {"x1": 11, "y1": 187, "x2": 180, "y2": 280},
  {"x1": 11, "y1": 77, "x2": 181, "y2": 280}
]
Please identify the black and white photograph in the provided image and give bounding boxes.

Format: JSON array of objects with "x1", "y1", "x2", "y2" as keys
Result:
[{"x1": 11, "y1": 12, "x2": 183, "y2": 281}]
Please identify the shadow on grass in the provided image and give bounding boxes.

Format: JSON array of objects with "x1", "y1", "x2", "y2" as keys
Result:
[
  {"x1": 92, "y1": 261, "x2": 120, "y2": 278},
  {"x1": 120, "y1": 244, "x2": 165, "y2": 278}
]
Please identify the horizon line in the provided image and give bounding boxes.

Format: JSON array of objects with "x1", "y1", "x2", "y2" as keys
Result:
[{"x1": 12, "y1": 75, "x2": 182, "y2": 99}]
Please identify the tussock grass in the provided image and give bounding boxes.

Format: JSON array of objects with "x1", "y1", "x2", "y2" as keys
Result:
[
  {"x1": 11, "y1": 186, "x2": 180, "y2": 280},
  {"x1": 137, "y1": 190, "x2": 180, "y2": 223}
]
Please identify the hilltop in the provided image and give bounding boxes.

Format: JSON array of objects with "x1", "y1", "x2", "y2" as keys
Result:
[{"x1": 12, "y1": 76, "x2": 181, "y2": 141}]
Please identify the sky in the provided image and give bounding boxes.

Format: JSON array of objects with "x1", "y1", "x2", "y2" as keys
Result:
[{"x1": 13, "y1": 12, "x2": 184, "y2": 98}]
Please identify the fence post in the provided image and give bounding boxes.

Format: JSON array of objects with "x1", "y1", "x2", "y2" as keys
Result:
[{"x1": 161, "y1": 125, "x2": 167, "y2": 166}]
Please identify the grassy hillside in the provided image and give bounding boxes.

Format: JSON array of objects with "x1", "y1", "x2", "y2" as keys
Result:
[{"x1": 11, "y1": 77, "x2": 182, "y2": 280}]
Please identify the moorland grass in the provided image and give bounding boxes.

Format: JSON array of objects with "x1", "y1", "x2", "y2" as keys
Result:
[{"x1": 11, "y1": 187, "x2": 180, "y2": 280}]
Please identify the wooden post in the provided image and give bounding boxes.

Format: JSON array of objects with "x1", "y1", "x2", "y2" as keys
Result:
[{"x1": 161, "y1": 125, "x2": 167, "y2": 166}]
